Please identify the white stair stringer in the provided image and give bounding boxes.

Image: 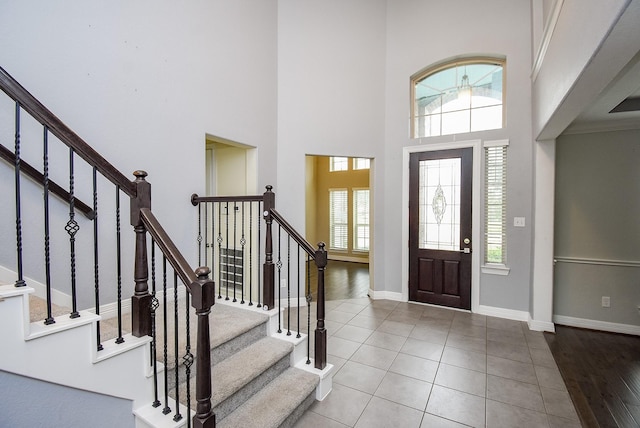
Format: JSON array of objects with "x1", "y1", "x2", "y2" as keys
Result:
[{"x1": 0, "y1": 284, "x2": 161, "y2": 421}]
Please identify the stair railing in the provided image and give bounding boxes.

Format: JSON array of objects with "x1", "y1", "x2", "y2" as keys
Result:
[
  {"x1": 0, "y1": 66, "x2": 215, "y2": 428},
  {"x1": 191, "y1": 186, "x2": 328, "y2": 370}
]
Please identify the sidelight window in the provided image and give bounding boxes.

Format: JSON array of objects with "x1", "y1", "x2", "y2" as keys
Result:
[{"x1": 484, "y1": 141, "x2": 508, "y2": 265}]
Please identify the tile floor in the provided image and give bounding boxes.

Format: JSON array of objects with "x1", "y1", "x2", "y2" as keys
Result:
[{"x1": 293, "y1": 298, "x2": 582, "y2": 428}]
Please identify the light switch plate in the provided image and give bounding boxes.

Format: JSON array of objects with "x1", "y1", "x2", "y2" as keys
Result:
[{"x1": 514, "y1": 217, "x2": 525, "y2": 227}]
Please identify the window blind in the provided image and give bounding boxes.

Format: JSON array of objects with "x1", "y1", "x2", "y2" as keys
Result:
[
  {"x1": 353, "y1": 189, "x2": 370, "y2": 251},
  {"x1": 484, "y1": 146, "x2": 507, "y2": 264},
  {"x1": 329, "y1": 189, "x2": 348, "y2": 250}
]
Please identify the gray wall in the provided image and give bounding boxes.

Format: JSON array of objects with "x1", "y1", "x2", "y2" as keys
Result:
[
  {"x1": 0, "y1": 370, "x2": 134, "y2": 428},
  {"x1": 554, "y1": 129, "x2": 640, "y2": 326}
]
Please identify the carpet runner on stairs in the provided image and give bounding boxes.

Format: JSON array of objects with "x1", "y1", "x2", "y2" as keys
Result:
[{"x1": 26, "y1": 295, "x2": 319, "y2": 427}]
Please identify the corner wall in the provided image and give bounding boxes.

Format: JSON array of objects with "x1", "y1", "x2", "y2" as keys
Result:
[{"x1": 554, "y1": 130, "x2": 640, "y2": 330}]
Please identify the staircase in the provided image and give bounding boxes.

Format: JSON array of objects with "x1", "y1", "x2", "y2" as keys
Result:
[
  {"x1": 1, "y1": 282, "x2": 325, "y2": 427},
  {"x1": 135, "y1": 298, "x2": 324, "y2": 428},
  {"x1": 0, "y1": 65, "x2": 333, "y2": 427}
]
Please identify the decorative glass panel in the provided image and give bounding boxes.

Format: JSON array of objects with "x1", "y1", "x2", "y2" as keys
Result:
[{"x1": 418, "y1": 158, "x2": 461, "y2": 251}]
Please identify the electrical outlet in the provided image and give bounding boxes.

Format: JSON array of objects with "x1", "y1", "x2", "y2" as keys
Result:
[
  {"x1": 601, "y1": 296, "x2": 610, "y2": 308},
  {"x1": 280, "y1": 279, "x2": 287, "y2": 289},
  {"x1": 514, "y1": 217, "x2": 526, "y2": 227}
]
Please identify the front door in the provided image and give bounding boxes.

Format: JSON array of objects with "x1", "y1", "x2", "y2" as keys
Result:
[{"x1": 409, "y1": 148, "x2": 472, "y2": 309}]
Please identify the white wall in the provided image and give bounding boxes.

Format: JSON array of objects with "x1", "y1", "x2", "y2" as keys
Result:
[
  {"x1": 0, "y1": 0, "x2": 278, "y2": 306},
  {"x1": 384, "y1": 0, "x2": 534, "y2": 311},
  {"x1": 0, "y1": 370, "x2": 134, "y2": 428},
  {"x1": 277, "y1": 0, "x2": 387, "y2": 289}
]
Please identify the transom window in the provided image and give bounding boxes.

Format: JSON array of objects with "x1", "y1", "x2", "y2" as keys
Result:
[
  {"x1": 329, "y1": 157, "x2": 349, "y2": 172},
  {"x1": 412, "y1": 58, "x2": 505, "y2": 138}
]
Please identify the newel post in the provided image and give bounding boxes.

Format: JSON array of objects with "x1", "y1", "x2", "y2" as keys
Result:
[
  {"x1": 130, "y1": 170, "x2": 152, "y2": 337},
  {"x1": 191, "y1": 266, "x2": 216, "y2": 428},
  {"x1": 262, "y1": 185, "x2": 275, "y2": 310},
  {"x1": 314, "y1": 242, "x2": 327, "y2": 370}
]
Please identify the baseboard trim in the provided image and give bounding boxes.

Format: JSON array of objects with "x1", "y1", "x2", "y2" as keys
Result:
[
  {"x1": 553, "y1": 315, "x2": 640, "y2": 336},
  {"x1": 367, "y1": 288, "x2": 403, "y2": 301},
  {"x1": 476, "y1": 304, "x2": 529, "y2": 322},
  {"x1": 328, "y1": 255, "x2": 369, "y2": 264},
  {"x1": 527, "y1": 317, "x2": 556, "y2": 333},
  {"x1": 0, "y1": 265, "x2": 72, "y2": 308}
]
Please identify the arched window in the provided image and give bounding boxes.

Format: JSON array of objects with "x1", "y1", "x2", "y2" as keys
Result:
[{"x1": 411, "y1": 58, "x2": 505, "y2": 138}]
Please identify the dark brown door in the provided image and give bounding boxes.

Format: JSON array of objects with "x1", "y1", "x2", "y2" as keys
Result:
[{"x1": 409, "y1": 148, "x2": 472, "y2": 310}]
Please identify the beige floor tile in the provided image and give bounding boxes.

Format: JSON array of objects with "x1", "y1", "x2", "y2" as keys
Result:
[
  {"x1": 355, "y1": 396, "x2": 424, "y2": 428},
  {"x1": 426, "y1": 385, "x2": 486, "y2": 428}
]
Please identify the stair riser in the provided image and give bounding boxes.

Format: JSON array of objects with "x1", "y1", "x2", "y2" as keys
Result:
[
  {"x1": 278, "y1": 391, "x2": 317, "y2": 428},
  {"x1": 164, "y1": 321, "x2": 268, "y2": 391},
  {"x1": 211, "y1": 354, "x2": 290, "y2": 422},
  {"x1": 211, "y1": 323, "x2": 268, "y2": 365}
]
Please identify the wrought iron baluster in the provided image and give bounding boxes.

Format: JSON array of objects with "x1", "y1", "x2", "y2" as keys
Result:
[
  {"x1": 115, "y1": 186, "x2": 124, "y2": 344},
  {"x1": 66, "y1": 148, "x2": 80, "y2": 318},
  {"x1": 240, "y1": 201, "x2": 246, "y2": 304},
  {"x1": 217, "y1": 202, "x2": 222, "y2": 299},
  {"x1": 277, "y1": 225, "x2": 282, "y2": 333},
  {"x1": 286, "y1": 235, "x2": 291, "y2": 336},
  {"x1": 13, "y1": 102, "x2": 25, "y2": 288},
  {"x1": 232, "y1": 201, "x2": 237, "y2": 302},
  {"x1": 197, "y1": 203, "x2": 203, "y2": 267},
  {"x1": 225, "y1": 201, "x2": 230, "y2": 300},
  {"x1": 204, "y1": 202, "x2": 209, "y2": 270},
  {"x1": 257, "y1": 201, "x2": 261, "y2": 308},
  {"x1": 162, "y1": 256, "x2": 171, "y2": 415},
  {"x1": 209, "y1": 202, "x2": 215, "y2": 296},
  {"x1": 173, "y1": 271, "x2": 182, "y2": 422},
  {"x1": 150, "y1": 243, "x2": 161, "y2": 408},
  {"x1": 43, "y1": 126, "x2": 54, "y2": 325},
  {"x1": 306, "y1": 255, "x2": 312, "y2": 364},
  {"x1": 183, "y1": 292, "x2": 194, "y2": 428},
  {"x1": 297, "y1": 245, "x2": 301, "y2": 338},
  {"x1": 93, "y1": 167, "x2": 103, "y2": 351},
  {"x1": 248, "y1": 201, "x2": 253, "y2": 306}
]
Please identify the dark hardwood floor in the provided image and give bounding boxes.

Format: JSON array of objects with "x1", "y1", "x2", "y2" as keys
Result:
[
  {"x1": 545, "y1": 326, "x2": 640, "y2": 428},
  {"x1": 308, "y1": 260, "x2": 370, "y2": 301}
]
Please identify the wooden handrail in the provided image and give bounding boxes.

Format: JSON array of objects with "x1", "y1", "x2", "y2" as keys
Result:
[
  {"x1": 191, "y1": 193, "x2": 264, "y2": 205},
  {"x1": 270, "y1": 208, "x2": 316, "y2": 257},
  {"x1": 139, "y1": 207, "x2": 198, "y2": 290},
  {"x1": 0, "y1": 67, "x2": 137, "y2": 197},
  {"x1": 0, "y1": 143, "x2": 95, "y2": 219}
]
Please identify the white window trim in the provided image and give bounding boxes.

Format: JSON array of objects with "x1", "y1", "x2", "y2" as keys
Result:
[
  {"x1": 329, "y1": 188, "x2": 348, "y2": 250},
  {"x1": 482, "y1": 139, "x2": 510, "y2": 275},
  {"x1": 352, "y1": 187, "x2": 370, "y2": 252}
]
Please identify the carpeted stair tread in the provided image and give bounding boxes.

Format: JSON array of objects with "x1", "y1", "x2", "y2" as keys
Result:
[
  {"x1": 211, "y1": 336, "x2": 292, "y2": 406},
  {"x1": 175, "y1": 336, "x2": 293, "y2": 421},
  {"x1": 217, "y1": 367, "x2": 319, "y2": 428},
  {"x1": 209, "y1": 303, "x2": 269, "y2": 350}
]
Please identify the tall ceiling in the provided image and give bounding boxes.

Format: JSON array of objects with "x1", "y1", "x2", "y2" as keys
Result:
[{"x1": 564, "y1": 45, "x2": 640, "y2": 134}]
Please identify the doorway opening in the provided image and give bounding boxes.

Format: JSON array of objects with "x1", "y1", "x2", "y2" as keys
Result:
[
  {"x1": 205, "y1": 134, "x2": 257, "y2": 196},
  {"x1": 305, "y1": 155, "x2": 373, "y2": 300}
]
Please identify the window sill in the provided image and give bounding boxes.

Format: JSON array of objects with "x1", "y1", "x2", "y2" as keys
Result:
[{"x1": 481, "y1": 264, "x2": 510, "y2": 276}]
